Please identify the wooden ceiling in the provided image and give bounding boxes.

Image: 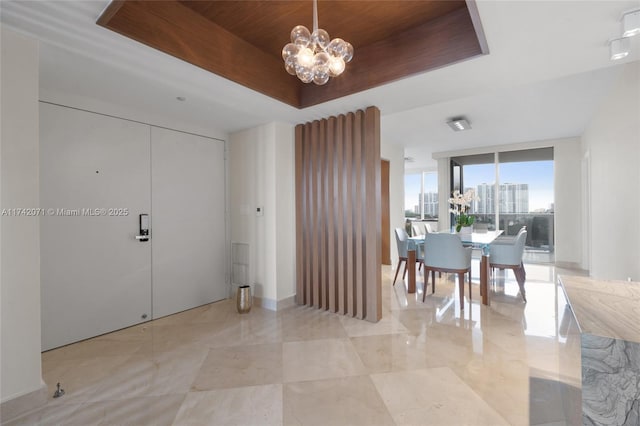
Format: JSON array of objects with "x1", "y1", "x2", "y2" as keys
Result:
[{"x1": 98, "y1": 1, "x2": 487, "y2": 109}]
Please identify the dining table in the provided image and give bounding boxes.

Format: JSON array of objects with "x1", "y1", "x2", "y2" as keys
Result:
[{"x1": 408, "y1": 230, "x2": 504, "y2": 305}]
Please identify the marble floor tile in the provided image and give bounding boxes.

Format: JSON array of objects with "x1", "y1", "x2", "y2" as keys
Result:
[
  {"x1": 32, "y1": 263, "x2": 580, "y2": 425},
  {"x1": 339, "y1": 313, "x2": 408, "y2": 337},
  {"x1": 41, "y1": 355, "x2": 133, "y2": 404},
  {"x1": 448, "y1": 350, "x2": 530, "y2": 425},
  {"x1": 41, "y1": 332, "x2": 147, "y2": 365},
  {"x1": 280, "y1": 307, "x2": 349, "y2": 342},
  {"x1": 60, "y1": 394, "x2": 184, "y2": 426},
  {"x1": 282, "y1": 338, "x2": 367, "y2": 383},
  {"x1": 370, "y1": 367, "x2": 510, "y2": 425},
  {"x1": 198, "y1": 309, "x2": 284, "y2": 348},
  {"x1": 84, "y1": 344, "x2": 210, "y2": 402},
  {"x1": 191, "y1": 342, "x2": 283, "y2": 390},
  {"x1": 118, "y1": 323, "x2": 217, "y2": 355},
  {"x1": 4, "y1": 402, "x2": 83, "y2": 426},
  {"x1": 350, "y1": 333, "x2": 433, "y2": 373},
  {"x1": 173, "y1": 385, "x2": 283, "y2": 426},
  {"x1": 150, "y1": 300, "x2": 235, "y2": 327},
  {"x1": 283, "y1": 376, "x2": 395, "y2": 426}
]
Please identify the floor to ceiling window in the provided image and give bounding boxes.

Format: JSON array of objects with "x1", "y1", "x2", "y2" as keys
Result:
[
  {"x1": 451, "y1": 148, "x2": 554, "y2": 261},
  {"x1": 404, "y1": 171, "x2": 439, "y2": 224},
  {"x1": 404, "y1": 173, "x2": 422, "y2": 220}
]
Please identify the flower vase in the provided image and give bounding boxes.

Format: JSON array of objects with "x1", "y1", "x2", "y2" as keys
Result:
[{"x1": 459, "y1": 226, "x2": 473, "y2": 234}]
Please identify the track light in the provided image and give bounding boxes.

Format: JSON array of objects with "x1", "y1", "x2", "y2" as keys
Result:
[
  {"x1": 622, "y1": 9, "x2": 640, "y2": 38},
  {"x1": 610, "y1": 37, "x2": 631, "y2": 60},
  {"x1": 447, "y1": 117, "x2": 471, "y2": 132}
]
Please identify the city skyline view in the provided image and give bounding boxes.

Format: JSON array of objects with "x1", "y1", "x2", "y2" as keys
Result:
[{"x1": 405, "y1": 160, "x2": 554, "y2": 216}]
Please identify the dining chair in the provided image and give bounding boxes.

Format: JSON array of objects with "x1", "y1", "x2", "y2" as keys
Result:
[
  {"x1": 411, "y1": 223, "x2": 423, "y2": 237},
  {"x1": 393, "y1": 228, "x2": 423, "y2": 286},
  {"x1": 493, "y1": 226, "x2": 526, "y2": 245},
  {"x1": 422, "y1": 233, "x2": 472, "y2": 309},
  {"x1": 489, "y1": 229, "x2": 528, "y2": 302}
]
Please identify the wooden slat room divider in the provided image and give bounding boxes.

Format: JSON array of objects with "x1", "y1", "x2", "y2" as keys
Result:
[{"x1": 295, "y1": 106, "x2": 382, "y2": 322}]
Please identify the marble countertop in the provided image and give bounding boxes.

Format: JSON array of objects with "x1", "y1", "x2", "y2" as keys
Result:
[{"x1": 559, "y1": 275, "x2": 640, "y2": 343}]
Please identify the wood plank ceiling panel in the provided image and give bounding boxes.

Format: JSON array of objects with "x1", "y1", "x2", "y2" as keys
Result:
[{"x1": 98, "y1": 1, "x2": 486, "y2": 108}]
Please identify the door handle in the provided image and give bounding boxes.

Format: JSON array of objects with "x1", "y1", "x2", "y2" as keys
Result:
[{"x1": 136, "y1": 214, "x2": 150, "y2": 242}]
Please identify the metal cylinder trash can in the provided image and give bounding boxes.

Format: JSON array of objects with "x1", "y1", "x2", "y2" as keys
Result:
[{"x1": 236, "y1": 285, "x2": 252, "y2": 314}]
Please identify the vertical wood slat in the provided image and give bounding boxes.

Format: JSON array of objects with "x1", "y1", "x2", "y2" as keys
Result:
[
  {"x1": 353, "y1": 110, "x2": 364, "y2": 319},
  {"x1": 364, "y1": 106, "x2": 382, "y2": 321},
  {"x1": 335, "y1": 116, "x2": 345, "y2": 315},
  {"x1": 295, "y1": 125, "x2": 304, "y2": 305},
  {"x1": 304, "y1": 123, "x2": 312, "y2": 306},
  {"x1": 311, "y1": 121, "x2": 319, "y2": 308},
  {"x1": 327, "y1": 117, "x2": 336, "y2": 313},
  {"x1": 294, "y1": 107, "x2": 382, "y2": 323},
  {"x1": 319, "y1": 120, "x2": 327, "y2": 310},
  {"x1": 344, "y1": 113, "x2": 354, "y2": 316}
]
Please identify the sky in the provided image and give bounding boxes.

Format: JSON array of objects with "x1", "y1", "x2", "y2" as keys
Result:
[{"x1": 405, "y1": 160, "x2": 554, "y2": 213}]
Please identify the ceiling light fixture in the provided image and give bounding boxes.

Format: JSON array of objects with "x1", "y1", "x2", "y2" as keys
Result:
[
  {"x1": 609, "y1": 37, "x2": 630, "y2": 60},
  {"x1": 282, "y1": 0, "x2": 353, "y2": 85},
  {"x1": 447, "y1": 117, "x2": 471, "y2": 132},
  {"x1": 622, "y1": 9, "x2": 640, "y2": 38}
]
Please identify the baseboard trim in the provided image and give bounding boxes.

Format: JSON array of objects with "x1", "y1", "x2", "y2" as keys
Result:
[
  {"x1": 0, "y1": 383, "x2": 47, "y2": 424},
  {"x1": 276, "y1": 295, "x2": 296, "y2": 310},
  {"x1": 554, "y1": 261, "x2": 585, "y2": 271},
  {"x1": 252, "y1": 294, "x2": 296, "y2": 312}
]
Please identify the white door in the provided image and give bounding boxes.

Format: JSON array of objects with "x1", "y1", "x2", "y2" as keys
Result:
[
  {"x1": 151, "y1": 127, "x2": 227, "y2": 318},
  {"x1": 40, "y1": 103, "x2": 152, "y2": 350}
]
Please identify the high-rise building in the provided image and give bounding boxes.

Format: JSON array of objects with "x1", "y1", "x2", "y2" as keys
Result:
[
  {"x1": 426, "y1": 192, "x2": 439, "y2": 217},
  {"x1": 419, "y1": 192, "x2": 439, "y2": 217},
  {"x1": 471, "y1": 183, "x2": 529, "y2": 214}
]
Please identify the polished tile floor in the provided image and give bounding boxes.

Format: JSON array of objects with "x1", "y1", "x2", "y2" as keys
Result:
[{"x1": 8, "y1": 262, "x2": 583, "y2": 425}]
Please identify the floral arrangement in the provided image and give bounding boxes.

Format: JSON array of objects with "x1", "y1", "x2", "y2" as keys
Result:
[{"x1": 449, "y1": 189, "x2": 479, "y2": 232}]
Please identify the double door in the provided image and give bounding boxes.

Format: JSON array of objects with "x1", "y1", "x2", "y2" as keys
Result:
[{"x1": 40, "y1": 103, "x2": 226, "y2": 350}]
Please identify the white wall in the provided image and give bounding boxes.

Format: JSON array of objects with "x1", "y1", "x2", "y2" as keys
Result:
[
  {"x1": 274, "y1": 123, "x2": 296, "y2": 303},
  {"x1": 380, "y1": 137, "x2": 404, "y2": 265},
  {"x1": 39, "y1": 89, "x2": 227, "y2": 142},
  {"x1": 0, "y1": 28, "x2": 44, "y2": 404},
  {"x1": 581, "y1": 62, "x2": 640, "y2": 281},
  {"x1": 229, "y1": 122, "x2": 295, "y2": 308},
  {"x1": 553, "y1": 138, "x2": 582, "y2": 266}
]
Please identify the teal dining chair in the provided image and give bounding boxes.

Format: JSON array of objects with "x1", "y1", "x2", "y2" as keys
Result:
[
  {"x1": 393, "y1": 228, "x2": 423, "y2": 286},
  {"x1": 489, "y1": 229, "x2": 528, "y2": 302},
  {"x1": 422, "y1": 233, "x2": 472, "y2": 309}
]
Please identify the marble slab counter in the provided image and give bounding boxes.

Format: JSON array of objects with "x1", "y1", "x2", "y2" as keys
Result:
[
  {"x1": 558, "y1": 275, "x2": 640, "y2": 426},
  {"x1": 559, "y1": 275, "x2": 640, "y2": 342}
]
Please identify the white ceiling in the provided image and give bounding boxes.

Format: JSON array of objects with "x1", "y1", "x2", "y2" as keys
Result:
[{"x1": 2, "y1": 0, "x2": 639, "y2": 169}]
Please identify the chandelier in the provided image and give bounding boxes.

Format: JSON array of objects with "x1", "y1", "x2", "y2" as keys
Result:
[{"x1": 282, "y1": 0, "x2": 353, "y2": 85}]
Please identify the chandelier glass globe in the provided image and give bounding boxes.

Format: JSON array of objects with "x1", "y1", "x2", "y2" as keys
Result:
[{"x1": 282, "y1": 0, "x2": 353, "y2": 85}]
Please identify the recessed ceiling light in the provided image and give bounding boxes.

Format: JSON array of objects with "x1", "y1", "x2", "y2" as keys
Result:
[
  {"x1": 609, "y1": 37, "x2": 630, "y2": 60},
  {"x1": 447, "y1": 117, "x2": 471, "y2": 132},
  {"x1": 622, "y1": 9, "x2": 640, "y2": 38},
  {"x1": 176, "y1": 96, "x2": 186, "y2": 102}
]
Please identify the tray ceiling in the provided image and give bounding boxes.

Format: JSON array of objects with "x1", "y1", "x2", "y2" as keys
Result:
[{"x1": 99, "y1": 0, "x2": 487, "y2": 109}]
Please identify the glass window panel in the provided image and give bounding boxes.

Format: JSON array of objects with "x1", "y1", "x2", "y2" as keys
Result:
[
  {"x1": 404, "y1": 173, "x2": 421, "y2": 219},
  {"x1": 461, "y1": 163, "x2": 496, "y2": 231},
  {"x1": 499, "y1": 156, "x2": 554, "y2": 253},
  {"x1": 422, "y1": 172, "x2": 438, "y2": 219}
]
